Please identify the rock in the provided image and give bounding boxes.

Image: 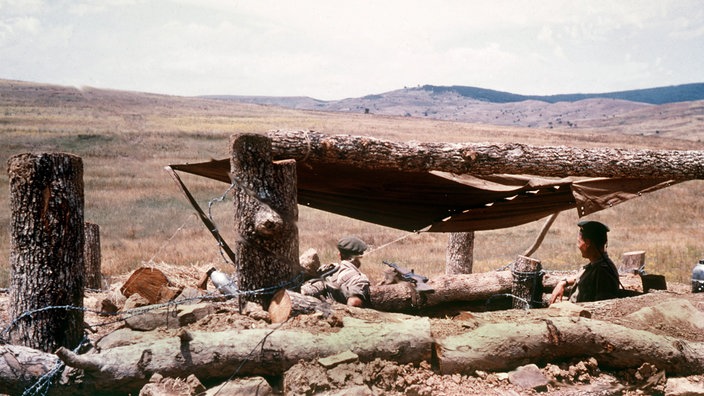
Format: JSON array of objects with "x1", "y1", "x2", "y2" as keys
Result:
[
  {"x1": 100, "y1": 298, "x2": 119, "y2": 315},
  {"x1": 319, "y1": 350, "x2": 359, "y2": 369},
  {"x1": 243, "y1": 301, "x2": 269, "y2": 321},
  {"x1": 665, "y1": 377, "x2": 704, "y2": 396},
  {"x1": 547, "y1": 301, "x2": 592, "y2": 318},
  {"x1": 123, "y1": 303, "x2": 215, "y2": 331},
  {"x1": 174, "y1": 287, "x2": 207, "y2": 303},
  {"x1": 185, "y1": 375, "x2": 206, "y2": 394},
  {"x1": 123, "y1": 293, "x2": 151, "y2": 311},
  {"x1": 326, "y1": 385, "x2": 373, "y2": 396},
  {"x1": 508, "y1": 364, "x2": 549, "y2": 391},
  {"x1": 139, "y1": 373, "x2": 205, "y2": 395},
  {"x1": 204, "y1": 377, "x2": 273, "y2": 396},
  {"x1": 177, "y1": 302, "x2": 214, "y2": 326},
  {"x1": 125, "y1": 307, "x2": 179, "y2": 331}
]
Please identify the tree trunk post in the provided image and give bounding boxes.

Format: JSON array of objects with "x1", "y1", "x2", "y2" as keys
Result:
[
  {"x1": 511, "y1": 255, "x2": 544, "y2": 309},
  {"x1": 445, "y1": 232, "x2": 474, "y2": 275},
  {"x1": 7, "y1": 153, "x2": 85, "y2": 352},
  {"x1": 230, "y1": 134, "x2": 298, "y2": 309},
  {"x1": 620, "y1": 250, "x2": 645, "y2": 274},
  {"x1": 84, "y1": 222, "x2": 102, "y2": 290}
]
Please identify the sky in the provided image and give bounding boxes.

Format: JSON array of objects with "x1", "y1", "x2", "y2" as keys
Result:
[{"x1": 0, "y1": 0, "x2": 702, "y2": 101}]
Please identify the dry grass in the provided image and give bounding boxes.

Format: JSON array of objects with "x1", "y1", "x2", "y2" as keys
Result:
[{"x1": 1, "y1": 80, "x2": 703, "y2": 288}]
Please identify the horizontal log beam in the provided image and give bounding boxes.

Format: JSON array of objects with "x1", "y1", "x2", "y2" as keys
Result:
[
  {"x1": 267, "y1": 130, "x2": 704, "y2": 180},
  {"x1": 437, "y1": 316, "x2": 704, "y2": 375}
]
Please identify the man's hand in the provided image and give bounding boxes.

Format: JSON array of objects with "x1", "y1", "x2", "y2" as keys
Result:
[
  {"x1": 346, "y1": 296, "x2": 364, "y2": 307},
  {"x1": 549, "y1": 279, "x2": 567, "y2": 305}
]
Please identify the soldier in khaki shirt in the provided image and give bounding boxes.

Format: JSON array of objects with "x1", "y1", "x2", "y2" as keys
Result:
[{"x1": 301, "y1": 236, "x2": 371, "y2": 307}]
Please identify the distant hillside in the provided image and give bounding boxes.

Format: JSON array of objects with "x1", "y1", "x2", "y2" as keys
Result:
[
  {"x1": 422, "y1": 83, "x2": 704, "y2": 105},
  {"x1": 206, "y1": 83, "x2": 704, "y2": 135}
]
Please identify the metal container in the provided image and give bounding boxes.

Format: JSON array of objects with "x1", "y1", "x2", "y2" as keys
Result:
[
  {"x1": 208, "y1": 268, "x2": 238, "y2": 297},
  {"x1": 693, "y1": 259, "x2": 704, "y2": 293}
]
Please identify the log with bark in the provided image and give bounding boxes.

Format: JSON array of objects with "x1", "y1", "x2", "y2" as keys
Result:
[
  {"x1": 7, "y1": 153, "x2": 85, "y2": 352},
  {"x1": 369, "y1": 270, "x2": 562, "y2": 312},
  {"x1": 436, "y1": 316, "x2": 704, "y2": 376},
  {"x1": 445, "y1": 232, "x2": 474, "y2": 275},
  {"x1": 3, "y1": 304, "x2": 702, "y2": 394},
  {"x1": 231, "y1": 133, "x2": 299, "y2": 309},
  {"x1": 266, "y1": 130, "x2": 704, "y2": 180},
  {"x1": 1, "y1": 315, "x2": 431, "y2": 395}
]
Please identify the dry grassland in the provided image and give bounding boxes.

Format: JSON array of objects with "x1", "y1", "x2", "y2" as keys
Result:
[{"x1": 1, "y1": 80, "x2": 703, "y2": 289}]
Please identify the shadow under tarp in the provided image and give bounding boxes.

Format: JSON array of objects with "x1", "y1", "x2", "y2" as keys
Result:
[{"x1": 168, "y1": 158, "x2": 676, "y2": 232}]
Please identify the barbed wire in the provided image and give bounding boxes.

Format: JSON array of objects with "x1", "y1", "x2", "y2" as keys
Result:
[
  {"x1": 1, "y1": 272, "x2": 304, "y2": 339},
  {"x1": 146, "y1": 214, "x2": 196, "y2": 266},
  {"x1": 2, "y1": 269, "x2": 306, "y2": 395},
  {"x1": 21, "y1": 335, "x2": 90, "y2": 396}
]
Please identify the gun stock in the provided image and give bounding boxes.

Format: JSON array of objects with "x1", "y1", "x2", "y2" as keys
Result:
[{"x1": 382, "y1": 261, "x2": 433, "y2": 293}]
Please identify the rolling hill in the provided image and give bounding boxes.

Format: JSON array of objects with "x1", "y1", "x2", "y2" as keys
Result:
[{"x1": 205, "y1": 83, "x2": 704, "y2": 139}]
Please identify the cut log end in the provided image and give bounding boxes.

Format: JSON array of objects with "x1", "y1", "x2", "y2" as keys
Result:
[{"x1": 269, "y1": 288, "x2": 293, "y2": 323}]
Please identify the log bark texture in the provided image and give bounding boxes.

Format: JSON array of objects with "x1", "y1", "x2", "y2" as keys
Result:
[
  {"x1": 231, "y1": 134, "x2": 298, "y2": 308},
  {"x1": 620, "y1": 250, "x2": 645, "y2": 274},
  {"x1": 84, "y1": 222, "x2": 102, "y2": 290},
  {"x1": 446, "y1": 232, "x2": 474, "y2": 275},
  {"x1": 0, "y1": 344, "x2": 64, "y2": 395},
  {"x1": 511, "y1": 256, "x2": 544, "y2": 309},
  {"x1": 436, "y1": 316, "x2": 704, "y2": 376},
  {"x1": 268, "y1": 289, "x2": 333, "y2": 322},
  {"x1": 7, "y1": 153, "x2": 85, "y2": 352},
  {"x1": 370, "y1": 270, "x2": 516, "y2": 311},
  {"x1": 51, "y1": 315, "x2": 432, "y2": 394},
  {"x1": 267, "y1": 130, "x2": 704, "y2": 179}
]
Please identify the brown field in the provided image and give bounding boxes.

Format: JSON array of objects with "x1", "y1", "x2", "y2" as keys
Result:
[{"x1": 1, "y1": 79, "x2": 703, "y2": 289}]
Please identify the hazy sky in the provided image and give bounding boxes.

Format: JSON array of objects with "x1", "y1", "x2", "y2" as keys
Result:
[{"x1": 1, "y1": 0, "x2": 702, "y2": 100}]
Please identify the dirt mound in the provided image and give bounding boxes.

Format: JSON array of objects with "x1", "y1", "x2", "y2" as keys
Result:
[{"x1": 1, "y1": 267, "x2": 703, "y2": 395}]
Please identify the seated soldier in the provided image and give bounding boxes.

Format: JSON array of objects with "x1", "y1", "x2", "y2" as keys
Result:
[
  {"x1": 301, "y1": 236, "x2": 371, "y2": 307},
  {"x1": 549, "y1": 220, "x2": 621, "y2": 304}
]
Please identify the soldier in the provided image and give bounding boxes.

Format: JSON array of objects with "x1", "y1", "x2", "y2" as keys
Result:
[
  {"x1": 301, "y1": 236, "x2": 371, "y2": 307},
  {"x1": 549, "y1": 220, "x2": 621, "y2": 304}
]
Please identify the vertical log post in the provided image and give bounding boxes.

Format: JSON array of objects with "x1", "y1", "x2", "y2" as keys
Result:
[
  {"x1": 620, "y1": 250, "x2": 645, "y2": 274},
  {"x1": 446, "y1": 231, "x2": 474, "y2": 275},
  {"x1": 7, "y1": 153, "x2": 85, "y2": 352},
  {"x1": 84, "y1": 222, "x2": 102, "y2": 290},
  {"x1": 231, "y1": 134, "x2": 298, "y2": 309},
  {"x1": 511, "y1": 255, "x2": 544, "y2": 309}
]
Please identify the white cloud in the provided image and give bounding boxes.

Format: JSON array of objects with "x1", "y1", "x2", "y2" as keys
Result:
[{"x1": 0, "y1": 0, "x2": 701, "y2": 99}]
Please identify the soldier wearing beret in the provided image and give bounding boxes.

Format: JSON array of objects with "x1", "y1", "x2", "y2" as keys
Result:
[
  {"x1": 549, "y1": 220, "x2": 621, "y2": 304},
  {"x1": 301, "y1": 236, "x2": 371, "y2": 307}
]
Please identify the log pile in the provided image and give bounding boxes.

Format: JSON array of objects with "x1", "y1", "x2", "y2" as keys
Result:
[{"x1": 1, "y1": 296, "x2": 703, "y2": 395}]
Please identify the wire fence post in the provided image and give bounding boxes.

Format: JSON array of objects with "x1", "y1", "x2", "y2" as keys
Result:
[{"x1": 7, "y1": 153, "x2": 86, "y2": 352}]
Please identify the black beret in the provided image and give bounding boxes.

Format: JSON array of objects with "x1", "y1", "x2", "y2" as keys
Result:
[
  {"x1": 337, "y1": 236, "x2": 367, "y2": 256},
  {"x1": 578, "y1": 220, "x2": 609, "y2": 244}
]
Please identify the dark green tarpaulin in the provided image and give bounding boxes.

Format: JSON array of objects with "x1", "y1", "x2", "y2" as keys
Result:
[{"x1": 169, "y1": 159, "x2": 675, "y2": 232}]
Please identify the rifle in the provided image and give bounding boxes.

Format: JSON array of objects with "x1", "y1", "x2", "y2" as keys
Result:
[{"x1": 382, "y1": 261, "x2": 434, "y2": 292}]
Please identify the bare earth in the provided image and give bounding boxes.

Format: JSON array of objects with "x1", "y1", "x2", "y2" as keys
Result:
[{"x1": 1, "y1": 269, "x2": 703, "y2": 395}]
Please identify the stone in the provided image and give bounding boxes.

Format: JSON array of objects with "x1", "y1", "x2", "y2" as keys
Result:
[
  {"x1": 326, "y1": 385, "x2": 373, "y2": 396},
  {"x1": 319, "y1": 350, "x2": 359, "y2": 368},
  {"x1": 177, "y1": 302, "x2": 215, "y2": 326},
  {"x1": 665, "y1": 377, "x2": 704, "y2": 396},
  {"x1": 508, "y1": 364, "x2": 549, "y2": 391},
  {"x1": 123, "y1": 293, "x2": 151, "y2": 311},
  {"x1": 204, "y1": 377, "x2": 273, "y2": 396},
  {"x1": 174, "y1": 287, "x2": 206, "y2": 303},
  {"x1": 125, "y1": 308, "x2": 179, "y2": 331}
]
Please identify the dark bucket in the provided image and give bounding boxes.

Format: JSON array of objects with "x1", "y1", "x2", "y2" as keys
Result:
[{"x1": 641, "y1": 274, "x2": 667, "y2": 293}]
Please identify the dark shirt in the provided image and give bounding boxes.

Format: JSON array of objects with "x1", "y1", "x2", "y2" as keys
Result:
[{"x1": 569, "y1": 254, "x2": 620, "y2": 303}]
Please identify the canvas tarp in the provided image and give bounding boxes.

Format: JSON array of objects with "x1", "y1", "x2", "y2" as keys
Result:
[{"x1": 168, "y1": 159, "x2": 675, "y2": 232}]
